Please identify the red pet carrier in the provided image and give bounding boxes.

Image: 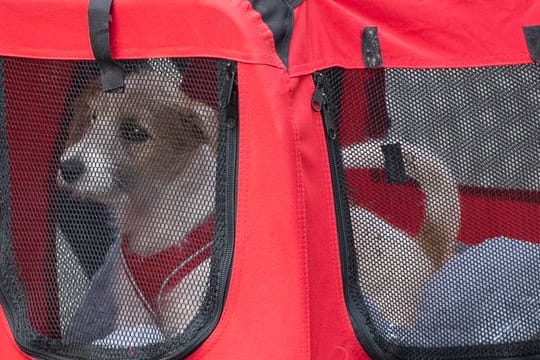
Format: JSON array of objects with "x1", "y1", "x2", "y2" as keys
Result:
[{"x1": 2, "y1": 1, "x2": 540, "y2": 359}]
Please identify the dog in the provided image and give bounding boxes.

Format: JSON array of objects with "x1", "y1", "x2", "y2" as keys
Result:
[
  {"x1": 342, "y1": 139, "x2": 460, "y2": 327},
  {"x1": 58, "y1": 68, "x2": 218, "y2": 345}
]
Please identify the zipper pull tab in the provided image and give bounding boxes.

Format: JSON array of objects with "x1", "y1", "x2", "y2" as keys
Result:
[
  {"x1": 222, "y1": 62, "x2": 237, "y2": 108},
  {"x1": 311, "y1": 72, "x2": 325, "y2": 112},
  {"x1": 322, "y1": 100, "x2": 337, "y2": 140},
  {"x1": 311, "y1": 72, "x2": 337, "y2": 140}
]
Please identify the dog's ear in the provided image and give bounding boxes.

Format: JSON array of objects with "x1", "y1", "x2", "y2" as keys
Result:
[
  {"x1": 159, "y1": 98, "x2": 217, "y2": 153},
  {"x1": 72, "y1": 77, "x2": 100, "y2": 115},
  {"x1": 67, "y1": 77, "x2": 102, "y2": 146},
  {"x1": 148, "y1": 59, "x2": 220, "y2": 151},
  {"x1": 133, "y1": 66, "x2": 218, "y2": 152}
]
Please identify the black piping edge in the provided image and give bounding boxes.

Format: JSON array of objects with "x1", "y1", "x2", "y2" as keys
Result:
[
  {"x1": 248, "y1": 0, "x2": 304, "y2": 69},
  {"x1": 362, "y1": 27, "x2": 383, "y2": 68},
  {"x1": 289, "y1": 0, "x2": 304, "y2": 7},
  {"x1": 88, "y1": 0, "x2": 125, "y2": 92},
  {"x1": 523, "y1": 26, "x2": 540, "y2": 63}
]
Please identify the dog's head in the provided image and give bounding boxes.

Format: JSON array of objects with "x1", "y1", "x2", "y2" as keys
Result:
[{"x1": 58, "y1": 70, "x2": 217, "y2": 205}]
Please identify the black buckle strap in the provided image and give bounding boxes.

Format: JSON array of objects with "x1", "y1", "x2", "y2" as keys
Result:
[
  {"x1": 88, "y1": 0, "x2": 125, "y2": 92},
  {"x1": 362, "y1": 27, "x2": 383, "y2": 68}
]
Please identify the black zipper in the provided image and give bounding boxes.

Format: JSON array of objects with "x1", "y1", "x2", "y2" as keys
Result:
[
  {"x1": 312, "y1": 71, "x2": 394, "y2": 360},
  {"x1": 174, "y1": 61, "x2": 238, "y2": 359},
  {"x1": 222, "y1": 63, "x2": 238, "y2": 312},
  {"x1": 311, "y1": 72, "x2": 337, "y2": 141},
  {"x1": 194, "y1": 60, "x2": 238, "y2": 352}
]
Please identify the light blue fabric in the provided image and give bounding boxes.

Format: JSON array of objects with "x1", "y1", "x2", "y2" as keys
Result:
[{"x1": 370, "y1": 237, "x2": 540, "y2": 347}]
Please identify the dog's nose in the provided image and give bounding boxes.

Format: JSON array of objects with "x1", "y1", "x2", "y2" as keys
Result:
[{"x1": 60, "y1": 159, "x2": 85, "y2": 184}]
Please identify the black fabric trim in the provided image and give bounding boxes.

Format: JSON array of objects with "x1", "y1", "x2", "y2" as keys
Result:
[
  {"x1": 362, "y1": 27, "x2": 383, "y2": 68},
  {"x1": 88, "y1": 0, "x2": 125, "y2": 92},
  {"x1": 381, "y1": 143, "x2": 407, "y2": 184},
  {"x1": 289, "y1": 0, "x2": 304, "y2": 7},
  {"x1": 523, "y1": 26, "x2": 540, "y2": 63},
  {"x1": 248, "y1": 0, "x2": 303, "y2": 68}
]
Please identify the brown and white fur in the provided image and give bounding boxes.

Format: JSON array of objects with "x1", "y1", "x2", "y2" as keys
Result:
[
  {"x1": 59, "y1": 69, "x2": 217, "y2": 344},
  {"x1": 341, "y1": 140, "x2": 460, "y2": 327}
]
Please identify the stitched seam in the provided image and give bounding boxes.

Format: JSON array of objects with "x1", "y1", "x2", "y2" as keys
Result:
[{"x1": 290, "y1": 77, "x2": 311, "y2": 359}]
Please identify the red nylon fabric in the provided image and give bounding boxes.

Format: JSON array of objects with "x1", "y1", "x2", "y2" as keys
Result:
[
  {"x1": 0, "y1": 0, "x2": 282, "y2": 68},
  {"x1": 290, "y1": 0, "x2": 540, "y2": 75},
  {"x1": 2, "y1": 0, "x2": 540, "y2": 72},
  {"x1": 188, "y1": 63, "x2": 368, "y2": 360},
  {"x1": 2, "y1": 0, "x2": 540, "y2": 359},
  {"x1": 291, "y1": 74, "x2": 368, "y2": 359},
  {"x1": 191, "y1": 63, "x2": 314, "y2": 359}
]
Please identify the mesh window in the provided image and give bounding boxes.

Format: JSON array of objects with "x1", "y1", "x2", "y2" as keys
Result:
[
  {"x1": 0, "y1": 57, "x2": 237, "y2": 359},
  {"x1": 318, "y1": 66, "x2": 540, "y2": 358}
]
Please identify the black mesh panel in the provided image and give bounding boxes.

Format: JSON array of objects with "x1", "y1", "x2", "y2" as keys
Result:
[
  {"x1": 0, "y1": 57, "x2": 236, "y2": 359},
  {"x1": 319, "y1": 66, "x2": 540, "y2": 358}
]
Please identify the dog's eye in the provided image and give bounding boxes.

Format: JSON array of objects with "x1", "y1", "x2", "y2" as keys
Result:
[{"x1": 119, "y1": 121, "x2": 151, "y2": 143}]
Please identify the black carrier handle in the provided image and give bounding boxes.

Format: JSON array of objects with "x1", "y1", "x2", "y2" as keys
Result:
[{"x1": 88, "y1": 0, "x2": 125, "y2": 92}]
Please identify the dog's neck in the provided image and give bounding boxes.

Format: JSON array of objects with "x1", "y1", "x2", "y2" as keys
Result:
[{"x1": 121, "y1": 144, "x2": 217, "y2": 256}]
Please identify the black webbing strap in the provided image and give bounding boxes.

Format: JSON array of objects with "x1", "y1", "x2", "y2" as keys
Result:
[
  {"x1": 362, "y1": 27, "x2": 383, "y2": 68},
  {"x1": 88, "y1": 0, "x2": 125, "y2": 92},
  {"x1": 523, "y1": 26, "x2": 540, "y2": 63},
  {"x1": 381, "y1": 143, "x2": 407, "y2": 184}
]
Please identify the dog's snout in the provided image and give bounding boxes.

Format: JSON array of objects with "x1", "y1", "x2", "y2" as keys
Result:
[{"x1": 60, "y1": 159, "x2": 86, "y2": 184}]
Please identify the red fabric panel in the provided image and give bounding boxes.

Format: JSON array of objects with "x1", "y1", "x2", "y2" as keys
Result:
[
  {"x1": 189, "y1": 64, "x2": 311, "y2": 359},
  {"x1": 3, "y1": 0, "x2": 540, "y2": 73},
  {"x1": 292, "y1": 75, "x2": 368, "y2": 359},
  {"x1": 0, "y1": 308, "x2": 34, "y2": 360},
  {"x1": 189, "y1": 64, "x2": 366, "y2": 360},
  {"x1": 290, "y1": 0, "x2": 540, "y2": 75},
  {"x1": 0, "y1": 0, "x2": 282, "y2": 69},
  {"x1": 5, "y1": 59, "x2": 73, "y2": 337}
]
